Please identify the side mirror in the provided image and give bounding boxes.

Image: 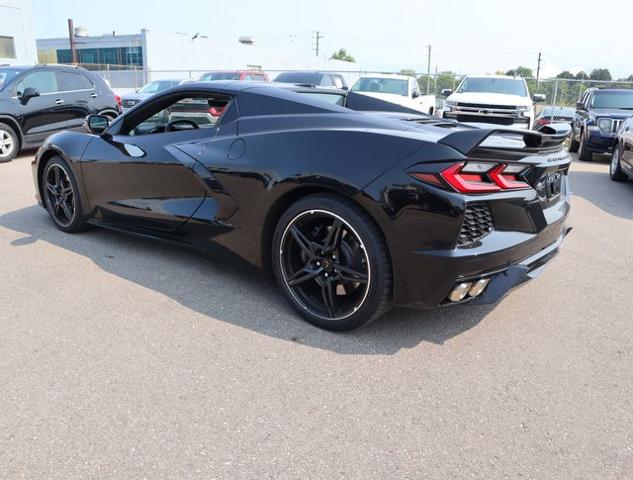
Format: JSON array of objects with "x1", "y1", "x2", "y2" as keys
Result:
[
  {"x1": 84, "y1": 114, "x2": 110, "y2": 135},
  {"x1": 532, "y1": 94, "x2": 546, "y2": 103},
  {"x1": 19, "y1": 87, "x2": 40, "y2": 104},
  {"x1": 441, "y1": 89, "x2": 452, "y2": 97},
  {"x1": 412, "y1": 90, "x2": 420, "y2": 99},
  {"x1": 576, "y1": 102, "x2": 585, "y2": 110},
  {"x1": 341, "y1": 86, "x2": 349, "y2": 91}
]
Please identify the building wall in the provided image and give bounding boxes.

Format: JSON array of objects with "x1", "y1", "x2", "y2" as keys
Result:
[{"x1": 0, "y1": 0, "x2": 37, "y2": 64}]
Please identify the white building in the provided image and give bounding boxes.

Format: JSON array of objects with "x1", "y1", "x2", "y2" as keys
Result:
[
  {"x1": 37, "y1": 29, "x2": 359, "y2": 89},
  {"x1": 0, "y1": 0, "x2": 37, "y2": 64}
]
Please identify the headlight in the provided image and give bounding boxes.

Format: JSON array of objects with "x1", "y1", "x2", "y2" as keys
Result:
[
  {"x1": 444, "y1": 100, "x2": 457, "y2": 112},
  {"x1": 597, "y1": 118, "x2": 613, "y2": 133},
  {"x1": 516, "y1": 105, "x2": 530, "y2": 112}
]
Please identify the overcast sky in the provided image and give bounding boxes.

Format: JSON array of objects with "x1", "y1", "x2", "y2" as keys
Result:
[{"x1": 31, "y1": 0, "x2": 632, "y2": 78}]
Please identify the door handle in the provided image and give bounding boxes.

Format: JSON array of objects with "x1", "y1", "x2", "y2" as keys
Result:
[
  {"x1": 90, "y1": 93, "x2": 98, "y2": 98},
  {"x1": 54, "y1": 99, "x2": 64, "y2": 105}
]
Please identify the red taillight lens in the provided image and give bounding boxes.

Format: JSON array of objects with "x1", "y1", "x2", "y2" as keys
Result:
[
  {"x1": 209, "y1": 106, "x2": 225, "y2": 117},
  {"x1": 535, "y1": 117, "x2": 550, "y2": 128},
  {"x1": 411, "y1": 162, "x2": 530, "y2": 194},
  {"x1": 114, "y1": 94, "x2": 122, "y2": 109}
]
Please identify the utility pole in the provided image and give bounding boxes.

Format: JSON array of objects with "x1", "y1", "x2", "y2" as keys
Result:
[
  {"x1": 535, "y1": 51, "x2": 542, "y2": 92},
  {"x1": 314, "y1": 31, "x2": 324, "y2": 58},
  {"x1": 68, "y1": 18, "x2": 77, "y2": 64},
  {"x1": 426, "y1": 45, "x2": 432, "y2": 94}
]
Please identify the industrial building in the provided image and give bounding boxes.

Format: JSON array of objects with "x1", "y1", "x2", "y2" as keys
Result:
[
  {"x1": 37, "y1": 28, "x2": 358, "y2": 89},
  {"x1": 0, "y1": 0, "x2": 37, "y2": 65}
]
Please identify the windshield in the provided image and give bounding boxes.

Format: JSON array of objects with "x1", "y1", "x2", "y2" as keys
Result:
[
  {"x1": 351, "y1": 78, "x2": 408, "y2": 96},
  {"x1": 591, "y1": 91, "x2": 633, "y2": 109},
  {"x1": 200, "y1": 72, "x2": 241, "y2": 81},
  {"x1": 138, "y1": 80, "x2": 180, "y2": 94},
  {"x1": 0, "y1": 68, "x2": 22, "y2": 91},
  {"x1": 295, "y1": 92, "x2": 345, "y2": 106},
  {"x1": 457, "y1": 77, "x2": 528, "y2": 97}
]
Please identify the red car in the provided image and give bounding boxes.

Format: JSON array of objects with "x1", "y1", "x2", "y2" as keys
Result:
[{"x1": 199, "y1": 70, "x2": 269, "y2": 82}]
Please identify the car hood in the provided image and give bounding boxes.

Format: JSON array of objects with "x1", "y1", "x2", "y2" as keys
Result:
[
  {"x1": 353, "y1": 91, "x2": 409, "y2": 104},
  {"x1": 588, "y1": 108, "x2": 633, "y2": 118},
  {"x1": 447, "y1": 92, "x2": 532, "y2": 107}
]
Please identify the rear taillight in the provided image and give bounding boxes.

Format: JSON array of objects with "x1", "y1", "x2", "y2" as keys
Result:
[
  {"x1": 411, "y1": 162, "x2": 530, "y2": 194},
  {"x1": 534, "y1": 117, "x2": 550, "y2": 128},
  {"x1": 209, "y1": 106, "x2": 225, "y2": 117},
  {"x1": 114, "y1": 94, "x2": 122, "y2": 109}
]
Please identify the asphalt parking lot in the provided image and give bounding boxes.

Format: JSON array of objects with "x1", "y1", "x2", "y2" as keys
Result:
[{"x1": 1, "y1": 152, "x2": 632, "y2": 479}]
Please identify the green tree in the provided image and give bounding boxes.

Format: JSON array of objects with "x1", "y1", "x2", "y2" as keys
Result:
[
  {"x1": 330, "y1": 48, "x2": 355, "y2": 63},
  {"x1": 399, "y1": 69, "x2": 417, "y2": 77},
  {"x1": 575, "y1": 71, "x2": 588, "y2": 80},
  {"x1": 505, "y1": 66, "x2": 534, "y2": 78},
  {"x1": 556, "y1": 70, "x2": 575, "y2": 79},
  {"x1": 589, "y1": 68, "x2": 612, "y2": 81}
]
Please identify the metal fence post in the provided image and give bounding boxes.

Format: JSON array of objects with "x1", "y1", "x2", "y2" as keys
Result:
[{"x1": 551, "y1": 79, "x2": 559, "y2": 122}]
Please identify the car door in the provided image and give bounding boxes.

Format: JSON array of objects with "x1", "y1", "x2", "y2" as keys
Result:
[
  {"x1": 621, "y1": 118, "x2": 633, "y2": 172},
  {"x1": 55, "y1": 70, "x2": 95, "y2": 131},
  {"x1": 80, "y1": 93, "x2": 228, "y2": 232},
  {"x1": 13, "y1": 69, "x2": 68, "y2": 144}
]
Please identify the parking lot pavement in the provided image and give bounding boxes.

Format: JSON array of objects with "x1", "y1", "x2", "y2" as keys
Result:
[{"x1": 0, "y1": 152, "x2": 632, "y2": 480}]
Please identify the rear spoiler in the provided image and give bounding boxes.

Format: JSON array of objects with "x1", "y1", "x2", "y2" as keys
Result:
[
  {"x1": 344, "y1": 91, "x2": 426, "y2": 115},
  {"x1": 438, "y1": 123, "x2": 572, "y2": 156}
]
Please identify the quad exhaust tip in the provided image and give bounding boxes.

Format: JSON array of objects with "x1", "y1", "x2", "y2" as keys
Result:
[{"x1": 448, "y1": 278, "x2": 490, "y2": 302}]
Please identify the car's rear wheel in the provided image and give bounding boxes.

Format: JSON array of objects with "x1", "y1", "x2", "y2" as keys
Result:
[
  {"x1": 42, "y1": 156, "x2": 87, "y2": 233},
  {"x1": 0, "y1": 123, "x2": 19, "y2": 163},
  {"x1": 610, "y1": 145, "x2": 627, "y2": 182},
  {"x1": 272, "y1": 194, "x2": 392, "y2": 331},
  {"x1": 578, "y1": 131, "x2": 593, "y2": 161}
]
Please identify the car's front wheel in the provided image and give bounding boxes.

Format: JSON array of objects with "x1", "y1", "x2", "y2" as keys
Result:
[
  {"x1": 578, "y1": 131, "x2": 593, "y2": 161},
  {"x1": 610, "y1": 144, "x2": 628, "y2": 182},
  {"x1": 272, "y1": 194, "x2": 392, "y2": 331},
  {"x1": 42, "y1": 156, "x2": 88, "y2": 233},
  {"x1": 0, "y1": 123, "x2": 19, "y2": 163}
]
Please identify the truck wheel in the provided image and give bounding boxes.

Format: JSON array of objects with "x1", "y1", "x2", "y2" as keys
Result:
[
  {"x1": 569, "y1": 126, "x2": 580, "y2": 152},
  {"x1": 578, "y1": 131, "x2": 593, "y2": 161},
  {"x1": 610, "y1": 145, "x2": 628, "y2": 182}
]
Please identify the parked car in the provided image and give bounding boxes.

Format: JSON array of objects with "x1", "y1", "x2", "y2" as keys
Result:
[
  {"x1": 441, "y1": 75, "x2": 545, "y2": 129},
  {"x1": 274, "y1": 71, "x2": 348, "y2": 89},
  {"x1": 120, "y1": 79, "x2": 185, "y2": 111},
  {"x1": 32, "y1": 81, "x2": 571, "y2": 330},
  {"x1": 199, "y1": 70, "x2": 269, "y2": 82},
  {"x1": 533, "y1": 106, "x2": 576, "y2": 131},
  {"x1": 0, "y1": 64, "x2": 119, "y2": 163},
  {"x1": 570, "y1": 88, "x2": 633, "y2": 161},
  {"x1": 350, "y1": 74, "x2": 436, "y2": 115},
  {"x1": 610, "y1": 116, "x2": 633, "y2": 182}
]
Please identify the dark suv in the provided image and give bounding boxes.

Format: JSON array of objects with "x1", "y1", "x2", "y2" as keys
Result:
[
  {"x1": 570, "y1": 88, "x2": 633, "y2": 161},
  {"x1": 0, "y1": 64, "x2": 120, "y2": 162}
]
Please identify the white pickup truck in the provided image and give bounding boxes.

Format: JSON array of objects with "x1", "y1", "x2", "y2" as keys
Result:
[
  {"x1": 441, "y1": 75, "x2": 545, "y2": 129},
  {"x1": 350, "y1": 74, "x2": 436, "y2": 115}
]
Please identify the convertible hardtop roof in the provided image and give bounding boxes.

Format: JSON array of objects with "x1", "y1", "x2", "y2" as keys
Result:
[{"x1": 165, "y1": 80, "x2": 348, "y2": 96}]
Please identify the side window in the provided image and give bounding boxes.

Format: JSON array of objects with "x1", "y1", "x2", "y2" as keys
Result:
[
  {"x1": 332, "y1": 75, "x2": 344, "y2": 89},
  {"x1": 15, "y1": 70, "x2": 59, "y2": 95},
  {"x1": 124, "y1": 94, "x2": 232, "y2": 136},
  {"x1": 57, "y1": 71, "x2": 92, "y2": 91},
  {"x1": 321, "y1": 75, "x2": 334, "y2": 87}
]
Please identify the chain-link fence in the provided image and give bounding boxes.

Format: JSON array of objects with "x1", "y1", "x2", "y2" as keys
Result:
[{"x1": 77, "y1": 63, "x2": 633, "y2": 113}]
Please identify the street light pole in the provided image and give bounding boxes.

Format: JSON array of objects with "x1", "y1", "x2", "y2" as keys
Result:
[{"x1": 68, "y1": 18, "x2": 77, "y2": 64}]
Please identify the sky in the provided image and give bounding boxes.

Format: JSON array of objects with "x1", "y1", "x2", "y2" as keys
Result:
[{"x1": 31, "y1": 0, "x2": 632, "y2": 79}]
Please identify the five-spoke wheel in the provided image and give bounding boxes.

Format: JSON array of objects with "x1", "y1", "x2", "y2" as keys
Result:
[
  {"x1": 42, "y1": 156, "x2": 87, "y2": 232},
  {"x1": 272, "y1": 194, "x2": 392, "y2": 330}
]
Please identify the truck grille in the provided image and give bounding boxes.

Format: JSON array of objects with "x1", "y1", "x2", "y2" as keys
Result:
[
  {"x1": 457, "y1": 103, "x2": 517, "y2": 110},
  {"x1": 613, "y1": 119, "x2": 624, "y2": 133},
  {"x1": 458, "y1": 203, "x2": 494, "y2": 247}
]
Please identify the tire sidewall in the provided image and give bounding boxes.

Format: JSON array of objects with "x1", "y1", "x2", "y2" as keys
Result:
[
  {"x1": 0, "y1": 123, "x2": 19, "y2": 163},
  {"x1": 610, "y1": 144, "x2": 626, "y2": 181},
  {"x1": 272, "y1": 194, "x2": 391, "y2": 330},
  {"x1": 42, "y1": 155, "x2": 86, "y2": 232}
]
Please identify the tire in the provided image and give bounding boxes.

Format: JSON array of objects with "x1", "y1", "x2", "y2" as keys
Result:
[
  {"x1": 0, "y1": 123, "x2": 19, "y2": 163},
  {"x1": 569, "y1": 135, "x2": 579, "y2": 153},
  {"x1": 41, "y1": 155, "x2": 88, "y2": 233},
  {"x1": 578, "y1": 131, "x2": 593, "y2": 161},
  {"x1": 272, "y1": 193, "x2": 392, "y2": 331},
  {"x1": 610, "y1": 144, "x2": 628, "y2": 182}
]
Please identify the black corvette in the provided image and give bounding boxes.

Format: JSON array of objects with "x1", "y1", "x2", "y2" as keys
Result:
[{"x1": 32, "y1": 81, "x2": 572, "y2": 330}]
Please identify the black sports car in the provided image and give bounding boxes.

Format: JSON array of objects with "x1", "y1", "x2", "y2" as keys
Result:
[{"x1": 32, "y1": 81, "x2": 572, "y2": 330}]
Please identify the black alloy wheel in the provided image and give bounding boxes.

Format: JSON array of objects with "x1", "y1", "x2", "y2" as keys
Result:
[
  {"x1": 42, "y1": 156, "x2": 87, "y2": 232},
  {"x1": 273, "y1": 194, "x2": 392, "y2": 330}
]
